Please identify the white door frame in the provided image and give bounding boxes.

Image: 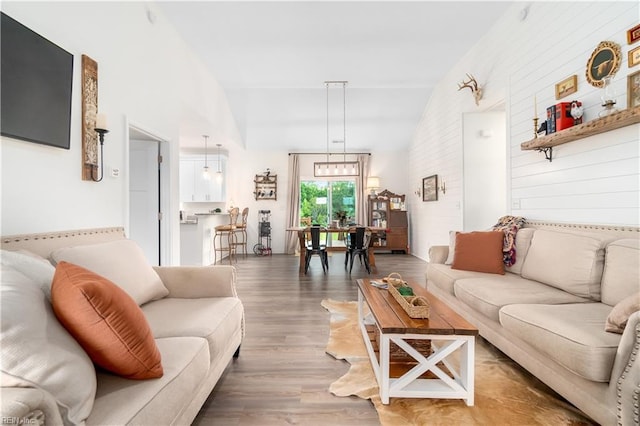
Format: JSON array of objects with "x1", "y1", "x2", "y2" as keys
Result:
[{"x1": 125, "y1": 119, "x2": 171, "y2": 266}]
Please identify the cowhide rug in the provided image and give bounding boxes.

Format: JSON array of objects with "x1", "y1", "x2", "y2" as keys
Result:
[{"x1": 322, "y1": 299, "x2": 594, "y2": 426}]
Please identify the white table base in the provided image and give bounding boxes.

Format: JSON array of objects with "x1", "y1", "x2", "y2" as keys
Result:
[{"x1": 358, "y1": 289, "x2": 475, "y2": 405}]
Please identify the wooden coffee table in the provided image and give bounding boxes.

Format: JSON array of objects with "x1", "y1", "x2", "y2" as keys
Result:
[{"x1": 356, "y1": 278, "x2": 478, "y2": 405}]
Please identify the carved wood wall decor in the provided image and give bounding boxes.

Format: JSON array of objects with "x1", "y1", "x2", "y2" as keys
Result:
[{"x1": 81, "y1": 54, "x2": 98, "y2": 180}]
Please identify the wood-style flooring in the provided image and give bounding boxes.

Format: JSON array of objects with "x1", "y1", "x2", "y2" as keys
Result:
[{"x1": 193, "y1": 252, "x2": 428, "y2": 425}]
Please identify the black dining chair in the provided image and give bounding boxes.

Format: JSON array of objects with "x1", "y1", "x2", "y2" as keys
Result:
[
  {"x1": 344, "y1": 229, "x2": 357, "y2": 268},
  {"x1": 347, "y1": 227, "x2": 371, "y2": 274},
  {"x1": 305, "y1": 226, "x2": 328, "y2": 274}
]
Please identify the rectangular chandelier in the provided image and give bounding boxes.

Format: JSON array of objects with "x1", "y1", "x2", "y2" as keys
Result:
[{"x1": 314, "y1": 161, "x2": 359, "y2": 177}]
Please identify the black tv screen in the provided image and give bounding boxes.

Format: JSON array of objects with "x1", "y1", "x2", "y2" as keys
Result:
[{"x1": 1, "y1": 12, "x2": 73, "y2": 149}]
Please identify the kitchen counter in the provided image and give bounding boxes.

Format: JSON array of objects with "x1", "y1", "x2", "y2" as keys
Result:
[
  {"x1": 180, "y1": 213, "x2": 231, "y2": 265},
  {"x1": 180, "y1": 212, "x2": 228, "y2": 224}
]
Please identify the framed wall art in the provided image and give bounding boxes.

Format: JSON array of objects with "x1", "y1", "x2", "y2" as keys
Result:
[
  {"x1": 555, "y1": 75, "x2": 577, "y2": 100},
  {"x1": 422, "y1": 175, "x2": 438, "y2": 202},
  {"x1": 628, "y1": 70, "x2": 640, "y2": 109},
  {"x1": 585, "y1": 41, "x2": 621, "y2": 88},
  {"x1": 628, "y1": 45, "x2": 640, "y2": 68},
  {"x1": 627, "y1": 23, "x2": 640, "y2": 45},
  {"x1": 81, "y1": 54, "x2": 98, "y2": 181}
]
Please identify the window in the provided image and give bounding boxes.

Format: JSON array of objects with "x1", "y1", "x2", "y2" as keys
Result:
[{"x1": 300, "y1": 180, "x2": 356, "y2": 227}]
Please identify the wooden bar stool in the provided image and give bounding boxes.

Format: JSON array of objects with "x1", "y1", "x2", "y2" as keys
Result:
[
  {"x1": 233, "y1": 207, "x2": 249, "y2": 258},
  {"x1": 213, "y1": 207, "x2": 239, "y2": 264}
]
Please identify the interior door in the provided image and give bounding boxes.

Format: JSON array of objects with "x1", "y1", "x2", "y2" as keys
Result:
[
  {"x1": 463, "y1": 111, "x2": 507, "y2": 231},
  {"x1": 129, "y1": 139, "x2": 161, "y2": 265}
]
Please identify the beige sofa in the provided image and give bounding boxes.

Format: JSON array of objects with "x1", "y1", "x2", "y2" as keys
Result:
[
  {"x1": 425, "y1": 221, "x2": 639, "y2": 426},
  {"x1": 0, "y1": 227, "x2": 244, "y2": 425}
]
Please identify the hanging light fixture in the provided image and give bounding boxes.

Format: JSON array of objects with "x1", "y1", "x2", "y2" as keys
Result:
[
  {"x1": 314, "y1": 81, "x2": 359, "y2": 177},
  {"x1": 215, "y1": 143, "x2": 223, "y2": 183},
  {"x1": 202, "y1": 135, "x2": 210, "y2": 180}
]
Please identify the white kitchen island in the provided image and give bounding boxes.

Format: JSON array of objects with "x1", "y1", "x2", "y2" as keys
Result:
[{"x1": 180, "y1": 213, "x2": 230, "y2": 265}]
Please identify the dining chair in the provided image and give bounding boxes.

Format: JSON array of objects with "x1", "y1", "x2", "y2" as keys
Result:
[
  {"x1": 344, "y1": 228, "x2": 358, "y2": 268},
  {"x1": 347, "y1": 227, "x2": 371, "y2": 274},
  {"x1": 305, "y1": 226, "x2": 328, "y2": 274}
]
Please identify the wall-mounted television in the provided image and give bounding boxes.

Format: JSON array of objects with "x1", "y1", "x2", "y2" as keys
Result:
[{"x1": 1, "y1": 12, "x2": 74, "y2": 149}]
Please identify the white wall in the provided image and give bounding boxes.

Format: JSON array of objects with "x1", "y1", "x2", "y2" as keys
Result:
[
  {"x1": 409, "y1": 1, "x2": 640, "y2": 261},
  {"x1": 0, "y1": 2, "x2": 241, "y2": 264}
]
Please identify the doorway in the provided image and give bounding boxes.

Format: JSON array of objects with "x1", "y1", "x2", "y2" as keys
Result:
[
  {"x1": 462, "y1": 111, "x2": 507, "y2": 231},
  {"x1": 128, "y1": 125, "x2": 165, "y2": 266}
]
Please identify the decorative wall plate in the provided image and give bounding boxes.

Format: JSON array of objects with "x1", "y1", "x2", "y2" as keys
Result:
[{"x1": 585, "y1": 41, "x2": 621, "y2": 88}]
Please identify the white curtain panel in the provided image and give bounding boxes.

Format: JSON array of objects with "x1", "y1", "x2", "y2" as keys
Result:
[
  {"x1": 357, "y1": 154, "x2": 370, "y2": 226},
  {"x1": 285, "y1": 154, "x2": 301, "y2": 254}
]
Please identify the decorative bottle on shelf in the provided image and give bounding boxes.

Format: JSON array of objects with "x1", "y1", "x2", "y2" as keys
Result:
[{"x1": 599, "y1": 76, "x2": 618, "y2": 117}]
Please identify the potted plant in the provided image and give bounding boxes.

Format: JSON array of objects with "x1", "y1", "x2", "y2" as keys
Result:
[{"x1": 334, "y1": 210, "x2": 348, "y2": 227}]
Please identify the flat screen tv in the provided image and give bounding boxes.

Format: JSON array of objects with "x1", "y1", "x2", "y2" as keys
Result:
[{"x1": 1, "y1": 12, "x2": 74, "y2": 149}]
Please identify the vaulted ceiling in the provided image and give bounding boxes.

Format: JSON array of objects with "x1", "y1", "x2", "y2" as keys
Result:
[{"x1": 157, "y1": 1, "x2": 513, "y2": 152}]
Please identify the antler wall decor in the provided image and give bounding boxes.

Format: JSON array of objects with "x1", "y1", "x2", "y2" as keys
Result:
[{"x1": 457, "y1": 73, "x2": 483, "y2": 106}]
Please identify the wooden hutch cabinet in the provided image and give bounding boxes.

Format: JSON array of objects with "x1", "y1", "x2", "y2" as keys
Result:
[{"x1": 368, "y1": 189, "x2": 408, "y2": 253}]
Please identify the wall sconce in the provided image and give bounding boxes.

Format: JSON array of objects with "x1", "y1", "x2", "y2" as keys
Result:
[
  {"x1": 92, "y1": 113, "x2": 109, "y2": 182},
  {"x1": 366, "y1": 176, "x2": 380, "y2": 197},
  {"x1": 439, "y1": 179, "x2": 446, "y2": 195},
  {"x1": 414, "y1": 186, "x2": 421, "y2": 198}
]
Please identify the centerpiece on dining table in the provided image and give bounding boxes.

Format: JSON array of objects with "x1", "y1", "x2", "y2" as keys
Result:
[{"x1": 334, "y1": 210, "x2": 348, "y2": 228}]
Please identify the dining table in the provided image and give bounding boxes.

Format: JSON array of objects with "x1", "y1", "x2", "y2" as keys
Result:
[{"x1": 286, "y1": 226, "x2": 386, "y2": 274}]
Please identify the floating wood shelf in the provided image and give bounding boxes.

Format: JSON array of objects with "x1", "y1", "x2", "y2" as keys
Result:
[{"x1": 521, "y1": 106, "x2": 640, "y2": 161}]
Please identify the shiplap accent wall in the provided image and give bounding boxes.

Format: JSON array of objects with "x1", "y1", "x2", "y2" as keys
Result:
[{"x1": 409, "y1": 2, "x2": 639, "y2": 261}]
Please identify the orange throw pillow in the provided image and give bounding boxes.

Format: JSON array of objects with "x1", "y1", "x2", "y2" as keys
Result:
[
  {"x1": 451, "y1": 231, "x2": 505, "y2": 275},
  {"x1": 51, "y1": 261, "x2": 163, "y2": 380}
]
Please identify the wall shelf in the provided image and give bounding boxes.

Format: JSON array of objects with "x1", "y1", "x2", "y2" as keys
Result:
[{"x1": 521, "y1": 106, "x2": 640, "y2": 162}]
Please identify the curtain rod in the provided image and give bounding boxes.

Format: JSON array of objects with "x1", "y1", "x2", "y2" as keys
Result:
[{"x1": 288, "y1": 152, "x2": 371, "y2": 156}]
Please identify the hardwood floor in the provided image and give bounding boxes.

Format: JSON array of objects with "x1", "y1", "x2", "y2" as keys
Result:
[{"x1": 192, "y1": 252, "x2": 428, "y2": 426}]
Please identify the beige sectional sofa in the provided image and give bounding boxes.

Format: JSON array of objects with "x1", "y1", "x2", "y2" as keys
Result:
[
  {"x1": 425, "y1": 221, "x2": 639, "y2": 426},
  {"x1": 0, "y1": 227, "x2": 244, "y2": 425}
]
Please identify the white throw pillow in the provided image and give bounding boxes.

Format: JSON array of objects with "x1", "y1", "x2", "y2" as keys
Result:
[
  {"x1": 601, "y1": 239, "x2": 640, "y2": 306},
  {"x1": 444, "y1": 230, "x2": 459, "y2": 265},
  {"x1": 504, "y1": 228, "x2": 535, "y2": 275},
  {"x1": 520, "y1": 229, "x2": 611, "y2": 300},
  {"x1": 0, "y1": 264, "x2": 97, "y2": 425},
  {"x1": 51, "y1": 239, "x2": 169, "y2": 306},
  {"x1": 1, "y1": 249, "x2": 55, "y2": 299}
]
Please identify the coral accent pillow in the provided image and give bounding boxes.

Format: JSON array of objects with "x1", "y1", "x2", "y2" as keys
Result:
[
  {"x1": 451, "y1": 231, "x2": 505, "y2": 275},
  {"x1": 51, "y1": 261, "x2": 163, "y2": 380}
]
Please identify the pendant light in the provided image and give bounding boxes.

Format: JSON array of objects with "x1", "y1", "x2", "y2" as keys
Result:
[
  {"x1": 202, "y1": 135, "x2": 210, "y2": 180},
  {"x1": 215, "y1": 143, "x2": 223, "y2": 183},
  {"x1": 314, "y1": 81, "x2": 359, "y2": 177}
]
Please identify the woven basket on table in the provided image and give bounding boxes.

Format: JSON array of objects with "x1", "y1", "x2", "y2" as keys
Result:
[{"x1": 384, "y1": 273, "x2": 430, "y2": 319}]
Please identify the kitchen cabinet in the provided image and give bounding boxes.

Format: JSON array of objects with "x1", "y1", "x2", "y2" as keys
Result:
[
  {"x1": 368, "y1": 189, "x2": 408, "y2": 253},
  {"x1": 180, "y1": 157, "x2": 225, "y2": 202}
]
